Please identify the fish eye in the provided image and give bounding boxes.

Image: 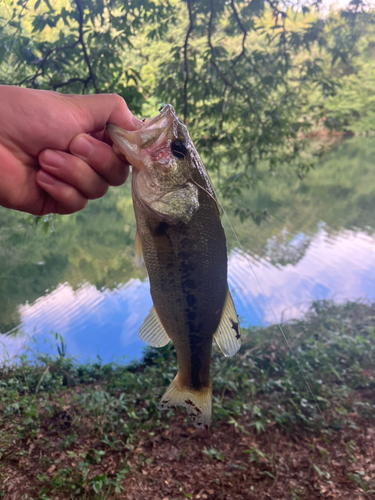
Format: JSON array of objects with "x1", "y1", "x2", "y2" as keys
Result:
[{"x1": 171, "y1": 140, "x2": 187, "y2": 160}]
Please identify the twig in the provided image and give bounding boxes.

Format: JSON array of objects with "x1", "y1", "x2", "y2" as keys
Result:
[
  {"x1": 16, "y1": 71, "x2": 43, "y2": 87},
  {"x1": 208, "y1": 1, "x2": 265, "y2": 127},
  {"x1": 229, "y1": 0, "x2": 262, "y2": 77},
  {"x1": 265, "y1": 0, "x2": 284, "y2": 19},
  {"x1": 230, "y1": 0, "x2": 247, "y2": 67},
  {"x1": 53, "y1": 76, "x2": 91, "y2": 90},
  {"x1": 208, "y1": 0, "x2": 235, "y2": 90},
  {"x1": 208, "y1": 2, "x2": 254, "y2": 95},
  {"x1": 16, "y1": 41, "x2": 79, "y2": 88},
  {"x1": 265, "y1": 0, "x2": 289, "y2": 74},
  {"x1": 74, "y1": 0, "x2": 99, "y2": 93},
  {"x1": 41, "y1": 41, "x2": 79, "y2": 62},
  {"x1": 281, "y1": 13, "x2": 288, "y2": 74},
  {"x1": 183, "y1": 0, "x2": 194, "y2": 122}
]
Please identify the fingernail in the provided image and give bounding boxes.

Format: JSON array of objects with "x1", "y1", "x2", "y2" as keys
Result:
[
  {"x1": 132, "y1": 116, "x2": 144, "y2": 129},
  {"x1": 37, "y1": 170, "x2": 56, "y2": 186},
  {"x1": 70, "y1": 136, "x2": 93, "y2": 158},
  {"x1": 41, "y1": 150, "x2": 64, "y2": 169}
]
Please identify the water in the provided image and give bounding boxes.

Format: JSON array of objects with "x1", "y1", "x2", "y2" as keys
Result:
[{"x1": 1, "y1": 138, "x2": 374, "y2": 364}]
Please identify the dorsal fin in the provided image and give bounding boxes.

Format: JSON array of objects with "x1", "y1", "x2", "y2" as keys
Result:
[
  {"x1": 138, "y1": 306, "x2": 171, "y2": 347},
  {"x1": 134, "y1": 228, "x2": 144, "y2": 269},
  {"x1": 214, "y1": 288, "x2": 241, "y2": 357}
]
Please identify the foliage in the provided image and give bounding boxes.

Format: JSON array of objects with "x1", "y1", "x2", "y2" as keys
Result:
[
  {"x1": 1, "y1": 0, "x2": 374, "y2": 202},
  {"x1": 0, "y1": 0, "x2": 173, "y2": 113},
  {"x1": 322, "y1": 60, "x2": 375, "y2": 134},
  {"x1": 0, "y1": 301, "x2": 374, "y2": 497},
  {"x1": 308, "y1": 7, "x2": 375, "y2": 135}
]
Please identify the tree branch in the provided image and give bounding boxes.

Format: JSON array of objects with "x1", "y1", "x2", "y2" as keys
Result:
[
  {"x1": 183, "y1": 0, "x2": 194, "y2": 122},
  {"x1": 52, "y1": 77, "x2": 91, "y2": 90},
  {"x1": 15, "y1": 40, "x2": 81, "y2": 89},
  {"x1": 208, "y1": 0, "x2": 232, "y2": 89},
  {"x1": 230, "y1": 0, "x2": 247, "y2": 67},
  {"x1": 208, "y1": 0, "x2": 261, "y2": 122},
  {"x1": 74, "y1": 0, "x2": 99, "y2": 93},
  {"x1": 229, "y1": 0, "x2": 261, "y2": 77}
]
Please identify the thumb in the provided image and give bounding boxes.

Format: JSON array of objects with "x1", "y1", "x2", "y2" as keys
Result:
[{"x1": 67, "y1": 93, "x2": 143, "y2": 133}]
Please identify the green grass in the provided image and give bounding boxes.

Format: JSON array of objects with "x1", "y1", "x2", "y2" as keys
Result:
[{"x1": 0, "y1": 300, "x2": 374, "y2": 499}]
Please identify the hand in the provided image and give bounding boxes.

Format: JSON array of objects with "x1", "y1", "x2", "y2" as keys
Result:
[{"x1": 0, "y1": 86, "x2": 143, "y2": 215}]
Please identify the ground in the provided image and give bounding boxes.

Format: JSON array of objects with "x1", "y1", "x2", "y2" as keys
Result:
[
  {"x1": 2, "y1": 405, "x2": 375, "y2": 499},
  {"x1": 1, "y1": 301, "x2": 374, "y2": 499}
]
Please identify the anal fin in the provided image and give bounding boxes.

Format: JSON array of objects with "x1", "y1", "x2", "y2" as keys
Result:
[
  {"x1": 138, "y1": 306, "x2": 170, "y2": 347},
  {"x1": 214, "y1": 287, "x2": 241, "y2": 357}
]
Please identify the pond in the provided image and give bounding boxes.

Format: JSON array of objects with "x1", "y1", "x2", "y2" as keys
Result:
[{"x1": 1, "y1": 137, "x2": 374, "y2": 364}]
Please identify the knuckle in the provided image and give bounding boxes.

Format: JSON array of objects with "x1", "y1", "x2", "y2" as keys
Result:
[
  {"x1": 80, "y1": 198, "x2": 88, "y2": 211},
  {"x1": 112, "y1": 94, "x2": 127, "y2": 109},
  {"x1": 90, "y1": 182, "x2": 109, "y2": 200},
  {"x1": 110, "y1": 165, "x2": 129, "y2": 186},
  {"x1": 63, "y1": 188, "x2": 87, "y2": 213}
]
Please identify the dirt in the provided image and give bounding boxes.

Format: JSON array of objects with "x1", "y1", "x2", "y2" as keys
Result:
[
  {"x1": 2, "y1": 411, "x2": 374, "y2": 500},
  {"x1": 121, "y1": 414, "x2": 375, "y2": 500}
]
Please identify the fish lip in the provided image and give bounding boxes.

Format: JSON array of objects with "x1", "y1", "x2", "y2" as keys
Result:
[
  {"x1": 106, "y1": 124, "x2": 141, "y2": 168},
  {"x1": 107, "y1": 104, "x2": 177, "y2": 150},
  {"x1": 143, "y1": 103, "x2": 176, "y2": 130},
  {"x1": 107, "y1": 104, "x2": 179, "y2": 170},
  {"x1": 138, "y1": 104, "x2": 176, "y2": 141}
]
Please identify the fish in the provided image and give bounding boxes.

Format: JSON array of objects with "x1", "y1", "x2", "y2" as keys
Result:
[{"x1": 107, "y1": 104, "x2": 241, "y2": 429}]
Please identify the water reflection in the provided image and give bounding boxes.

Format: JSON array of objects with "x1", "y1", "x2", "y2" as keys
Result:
[
  {"x1": 229, "y1": 228, "x2": 375, "y2": 326},
  {"x1": 0, "y1": 138, "x2": 374, "y2": 363},
  {"x1": 15, "y1": 279, "x2": 152, "y2": 362},
  {"x1": 2, "y1": 226, "x2": 373, "y2": 364}
]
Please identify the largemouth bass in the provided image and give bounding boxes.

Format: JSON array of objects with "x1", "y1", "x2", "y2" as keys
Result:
[{"x1": 107, "y1": 105, "x2": 241, "y2": 429}]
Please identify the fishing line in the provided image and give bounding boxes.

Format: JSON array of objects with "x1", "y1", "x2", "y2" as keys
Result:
[{"x1": 212, "y1": 187, "x2": 327, "y2": 424}]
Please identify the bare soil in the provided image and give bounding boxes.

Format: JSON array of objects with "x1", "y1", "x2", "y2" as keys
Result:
[{"x1": 2, "y1": 411, "x2": 375, "y2": 500}]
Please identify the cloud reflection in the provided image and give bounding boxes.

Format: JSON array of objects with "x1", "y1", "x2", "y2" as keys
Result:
[
  {"x1": 2, "y1": 228, "x2": 374, "y2": 364},
  {"x1": 229, "y1": 229, "x2": 375, "y2": 326}
]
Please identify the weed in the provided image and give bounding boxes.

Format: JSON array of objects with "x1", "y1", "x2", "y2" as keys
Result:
[
  {"x1": 290, "y1": 486, "x2": 305, "y2": 499},
  {"x1": 202, "y1": 447, "x2": 226, "y2": 461},
  {"x1": 312, "y1": 463, "x2": 331, "y2": 482},
  {"x1": 347, "y1": 472, "x2": 375, "y2": 493}
]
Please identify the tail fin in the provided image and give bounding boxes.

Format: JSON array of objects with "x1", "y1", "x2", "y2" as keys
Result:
[{"x1": 158, "y1": 375, "x2": 212, "y2": 429}]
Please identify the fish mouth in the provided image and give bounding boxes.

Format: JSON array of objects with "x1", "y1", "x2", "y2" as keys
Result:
[{"x1": 107, "y1": 104, "x2": 177, "y2": 170}]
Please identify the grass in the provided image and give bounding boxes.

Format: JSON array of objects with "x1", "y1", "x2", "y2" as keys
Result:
[{"x1": 0, "y1": 300, "x2": 374, "y2": 499}]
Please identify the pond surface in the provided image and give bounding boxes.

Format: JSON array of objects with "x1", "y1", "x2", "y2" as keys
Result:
[{"x1": 1, "y1": 138, "x2": 374, "y2": 364}]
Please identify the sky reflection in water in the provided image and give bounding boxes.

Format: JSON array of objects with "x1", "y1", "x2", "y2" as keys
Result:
[{"x1": 3, "y1": 227, "x2": 374, "y2": 364}]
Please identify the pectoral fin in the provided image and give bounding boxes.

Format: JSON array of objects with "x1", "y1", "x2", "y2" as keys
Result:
[
  {"x1": 134, "y1": 228, "x2": 144, "y2": 269},
  {"x1": 214, "y1": 288, "x2": 241, "y2": 357},
  {"x1": 139, "y1": 306, "x2": 170, "y2": 347}
]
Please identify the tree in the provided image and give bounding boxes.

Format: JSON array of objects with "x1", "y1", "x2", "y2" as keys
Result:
[
  {"x1": 0, "y1": 0, "x2": 173, "y2": 112},
  {"x1": 0, "y1": 0, "x2": 373, "y2": 218}
]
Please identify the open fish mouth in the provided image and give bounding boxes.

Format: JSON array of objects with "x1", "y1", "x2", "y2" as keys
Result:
[{"x1": 107, "y1": 104, "x2": 178, "y2": 169}]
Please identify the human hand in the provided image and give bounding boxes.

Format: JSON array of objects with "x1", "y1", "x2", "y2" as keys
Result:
[{"x1": 0, "y1": 86, "x2": 143, "y2": 215}]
